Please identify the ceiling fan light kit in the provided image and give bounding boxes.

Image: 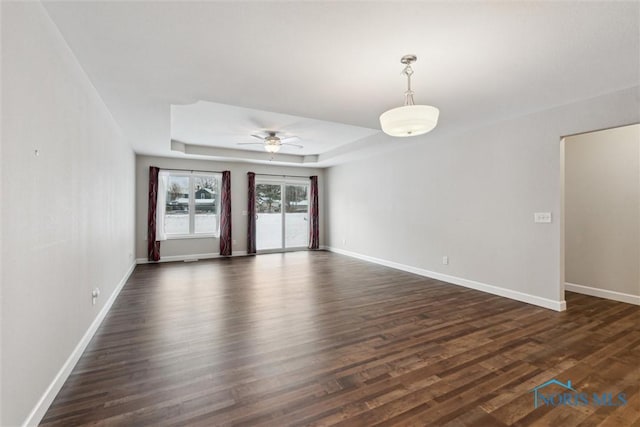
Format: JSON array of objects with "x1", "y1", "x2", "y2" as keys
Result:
[
  {"x1": 264, "y1": 143, "x2": 281, "y2": 153},
  {"x1": 380, "y1": 54, "x2": 439, "y2": 137},
  {"x1": 236, "y1": 131, "x2": 303, "y2": 154}
]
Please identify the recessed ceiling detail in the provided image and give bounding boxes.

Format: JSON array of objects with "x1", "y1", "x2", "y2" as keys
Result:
[
  {"x1": 170, "y1": 101, "x2": 380, "y2": 164},
  {"x1": 41, "y1": 1, "x2": 639, "y2": 166}
]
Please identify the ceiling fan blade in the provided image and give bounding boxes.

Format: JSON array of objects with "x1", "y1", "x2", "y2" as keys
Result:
[
  {"x1": 247, "y1": 116, "x2": 270, "y2": 129},
  {"x1": 279, "y1": 136, "x2": 300, "y2": 143},
  {"x1": 281, "y1": 143, "x2": 304, "y2": 149},
  {"x1": 250, "y1": 134, "x2": 265, "y2": 141}
]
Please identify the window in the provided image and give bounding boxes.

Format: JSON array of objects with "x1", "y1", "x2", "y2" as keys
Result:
[{"x1": 160, "y1": 171, "x2": 221, "y2": 238}]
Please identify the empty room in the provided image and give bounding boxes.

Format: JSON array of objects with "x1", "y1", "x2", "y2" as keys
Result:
[{"x1": 2, "y1": 1, "x2": 639, "y2": 426}]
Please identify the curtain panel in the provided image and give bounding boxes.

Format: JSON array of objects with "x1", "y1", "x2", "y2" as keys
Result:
[
  {"x1": 147, "y1": 166, "x2": 161, "y2": 261},
  {"x1": 155, "y1": 171, "x2": 169, "y2": 241},
  {"x1": 247, "y1": 172, "x2": 257, "y2": 255},
  {"x1": 308, "y1": 175, "x2": 320, "y2": 249},
  {"x1": 219, "y1": 170, "x2": 232, "y2": 256}
]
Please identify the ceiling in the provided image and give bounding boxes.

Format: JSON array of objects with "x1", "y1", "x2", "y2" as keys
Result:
[{"x1": 42, "y1": 1, "x2": 639, "y2": 167}]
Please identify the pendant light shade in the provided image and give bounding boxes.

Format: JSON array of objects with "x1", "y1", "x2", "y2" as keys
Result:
[
  {"x1": 379, "y1": 105, "x2": 439, "y2": 137},
  {"x1": 380, "y1": 54, "x2": 439, "y2": 137}
]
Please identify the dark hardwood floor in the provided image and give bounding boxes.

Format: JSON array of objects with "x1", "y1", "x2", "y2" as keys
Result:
[{"x1": 41, "y1": 251, "x2": 639, "y2": 426}]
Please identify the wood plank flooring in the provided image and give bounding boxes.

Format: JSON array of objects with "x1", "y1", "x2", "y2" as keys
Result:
[{"x1": 41, "y1": 251, "x2": 640, "y2": 426}]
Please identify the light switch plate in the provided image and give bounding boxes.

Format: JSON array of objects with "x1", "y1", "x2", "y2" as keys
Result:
[{"x1": 534, "y1": 212, "x2": 552, "y2": 223}]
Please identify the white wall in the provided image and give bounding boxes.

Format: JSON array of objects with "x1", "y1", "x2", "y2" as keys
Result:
[
  {"x1": 325, "y1": 86, "x2": 640, "y2": 309},
  {"x1": 0, "y1": 1, "x2": 4, "y2": 422},
  {"x1": 1, "y1": 3, "x2": 135, "y2": 426},
  {"x1": 565, "y1": 124, "x2": 639, "y2": 298},
  {"x1": 135, "y1": 155, "x2": 324, "y2": 261}
]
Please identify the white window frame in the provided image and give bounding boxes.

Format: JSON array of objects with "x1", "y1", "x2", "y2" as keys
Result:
[{"x1": 162, "y1": 170, "x2": 221, "y2": 240}]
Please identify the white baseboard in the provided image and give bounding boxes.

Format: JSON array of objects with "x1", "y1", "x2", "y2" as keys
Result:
[
  {"x1": 326, "y1": 247, "x2": 566, "y2": 312},
  {"x1": 22, "y1": 261, "x2": 136, "y2": 427},
  {"x1": 565, "y1": 282, "x2": 640, "y2": 305},
  {"x1": 136, "y1": 251, "x2": 249, "y2": 265}
]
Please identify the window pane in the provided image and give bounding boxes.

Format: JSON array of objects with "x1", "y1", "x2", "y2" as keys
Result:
[
  {"x1": 285, "y1": 185, "x2": 308, "y2": 213},
  {"x1": 285, "y1": 184, "x2": 308, "y2": 248},
  {"x1": 256, "y1": 184, "x2": 281, "y2": 213},
  {"x1": 256, "y1": 184, "x2": 282, "y2": 250},
  {"x1": 194, "y1": 175, "x2": 218, "y2": 234},
  {"x1": 164, "y1": 175, "x2": 190, "y2": 235}
]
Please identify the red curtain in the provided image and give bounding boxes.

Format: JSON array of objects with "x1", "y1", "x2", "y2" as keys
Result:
[
  {"x1": 308, "y1": 175, "x2": 319, "y2": 249},
  {"x1": 147, "y1": 166, "x2": 161, "y2": 261},
  {"x1": 247, "y1": 172, "x2": 257, "y2": 255},
  {"x1": 219, "y1": 170, "x2": 232, "y2": 256}
]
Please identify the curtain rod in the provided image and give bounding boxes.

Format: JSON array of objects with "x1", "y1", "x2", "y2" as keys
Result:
[
  {"x1": 161, "y1": 168, "x2": 224, "y2": 174},
  {"x1": 158, "y1": 169, "x2": 312, "y2": 178},
  {"x1": 254, "y1": 173, "x2": 312, "y2": 179}
]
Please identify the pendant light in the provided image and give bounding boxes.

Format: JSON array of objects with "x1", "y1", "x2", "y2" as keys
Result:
[{"x1": 379, "y1": 55, "x2": 439, "y2": 137}]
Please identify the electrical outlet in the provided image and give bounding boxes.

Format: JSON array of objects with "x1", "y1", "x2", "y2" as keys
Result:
[
  {"x1": 442, "y1": 256, "x2": 449, "y2": 265},
  {"x1": 534, "y1": 212, "x2": 552, "y2": 223}
]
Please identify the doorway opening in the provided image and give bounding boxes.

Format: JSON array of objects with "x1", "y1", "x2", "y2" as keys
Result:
[{"x1": 561, "y1": 123, "x2": 640, "y2": 306}]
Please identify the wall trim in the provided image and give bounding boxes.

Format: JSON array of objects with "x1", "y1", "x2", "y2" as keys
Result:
[
  {"x1": 565, "y1": 282, "x2": 640, "y2": 305},
  {"x1": 136, "y1": 251, "x2": 249, "y2": 265},
  {"x1": 326, "y1": 247, "x2": 566, "y2": 312},
  {"x1": 22, "y1": 261, "x2": 136, "y2": 427}
]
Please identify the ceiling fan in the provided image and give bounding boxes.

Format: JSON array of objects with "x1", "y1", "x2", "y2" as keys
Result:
[{"x1": 237, "y1": 131, "x2": 303, "y2": 153}]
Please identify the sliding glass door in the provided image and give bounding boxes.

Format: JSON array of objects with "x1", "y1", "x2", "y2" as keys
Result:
[{"x1": 256, "y1": 180, "x2": 309, "y2": 251}]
